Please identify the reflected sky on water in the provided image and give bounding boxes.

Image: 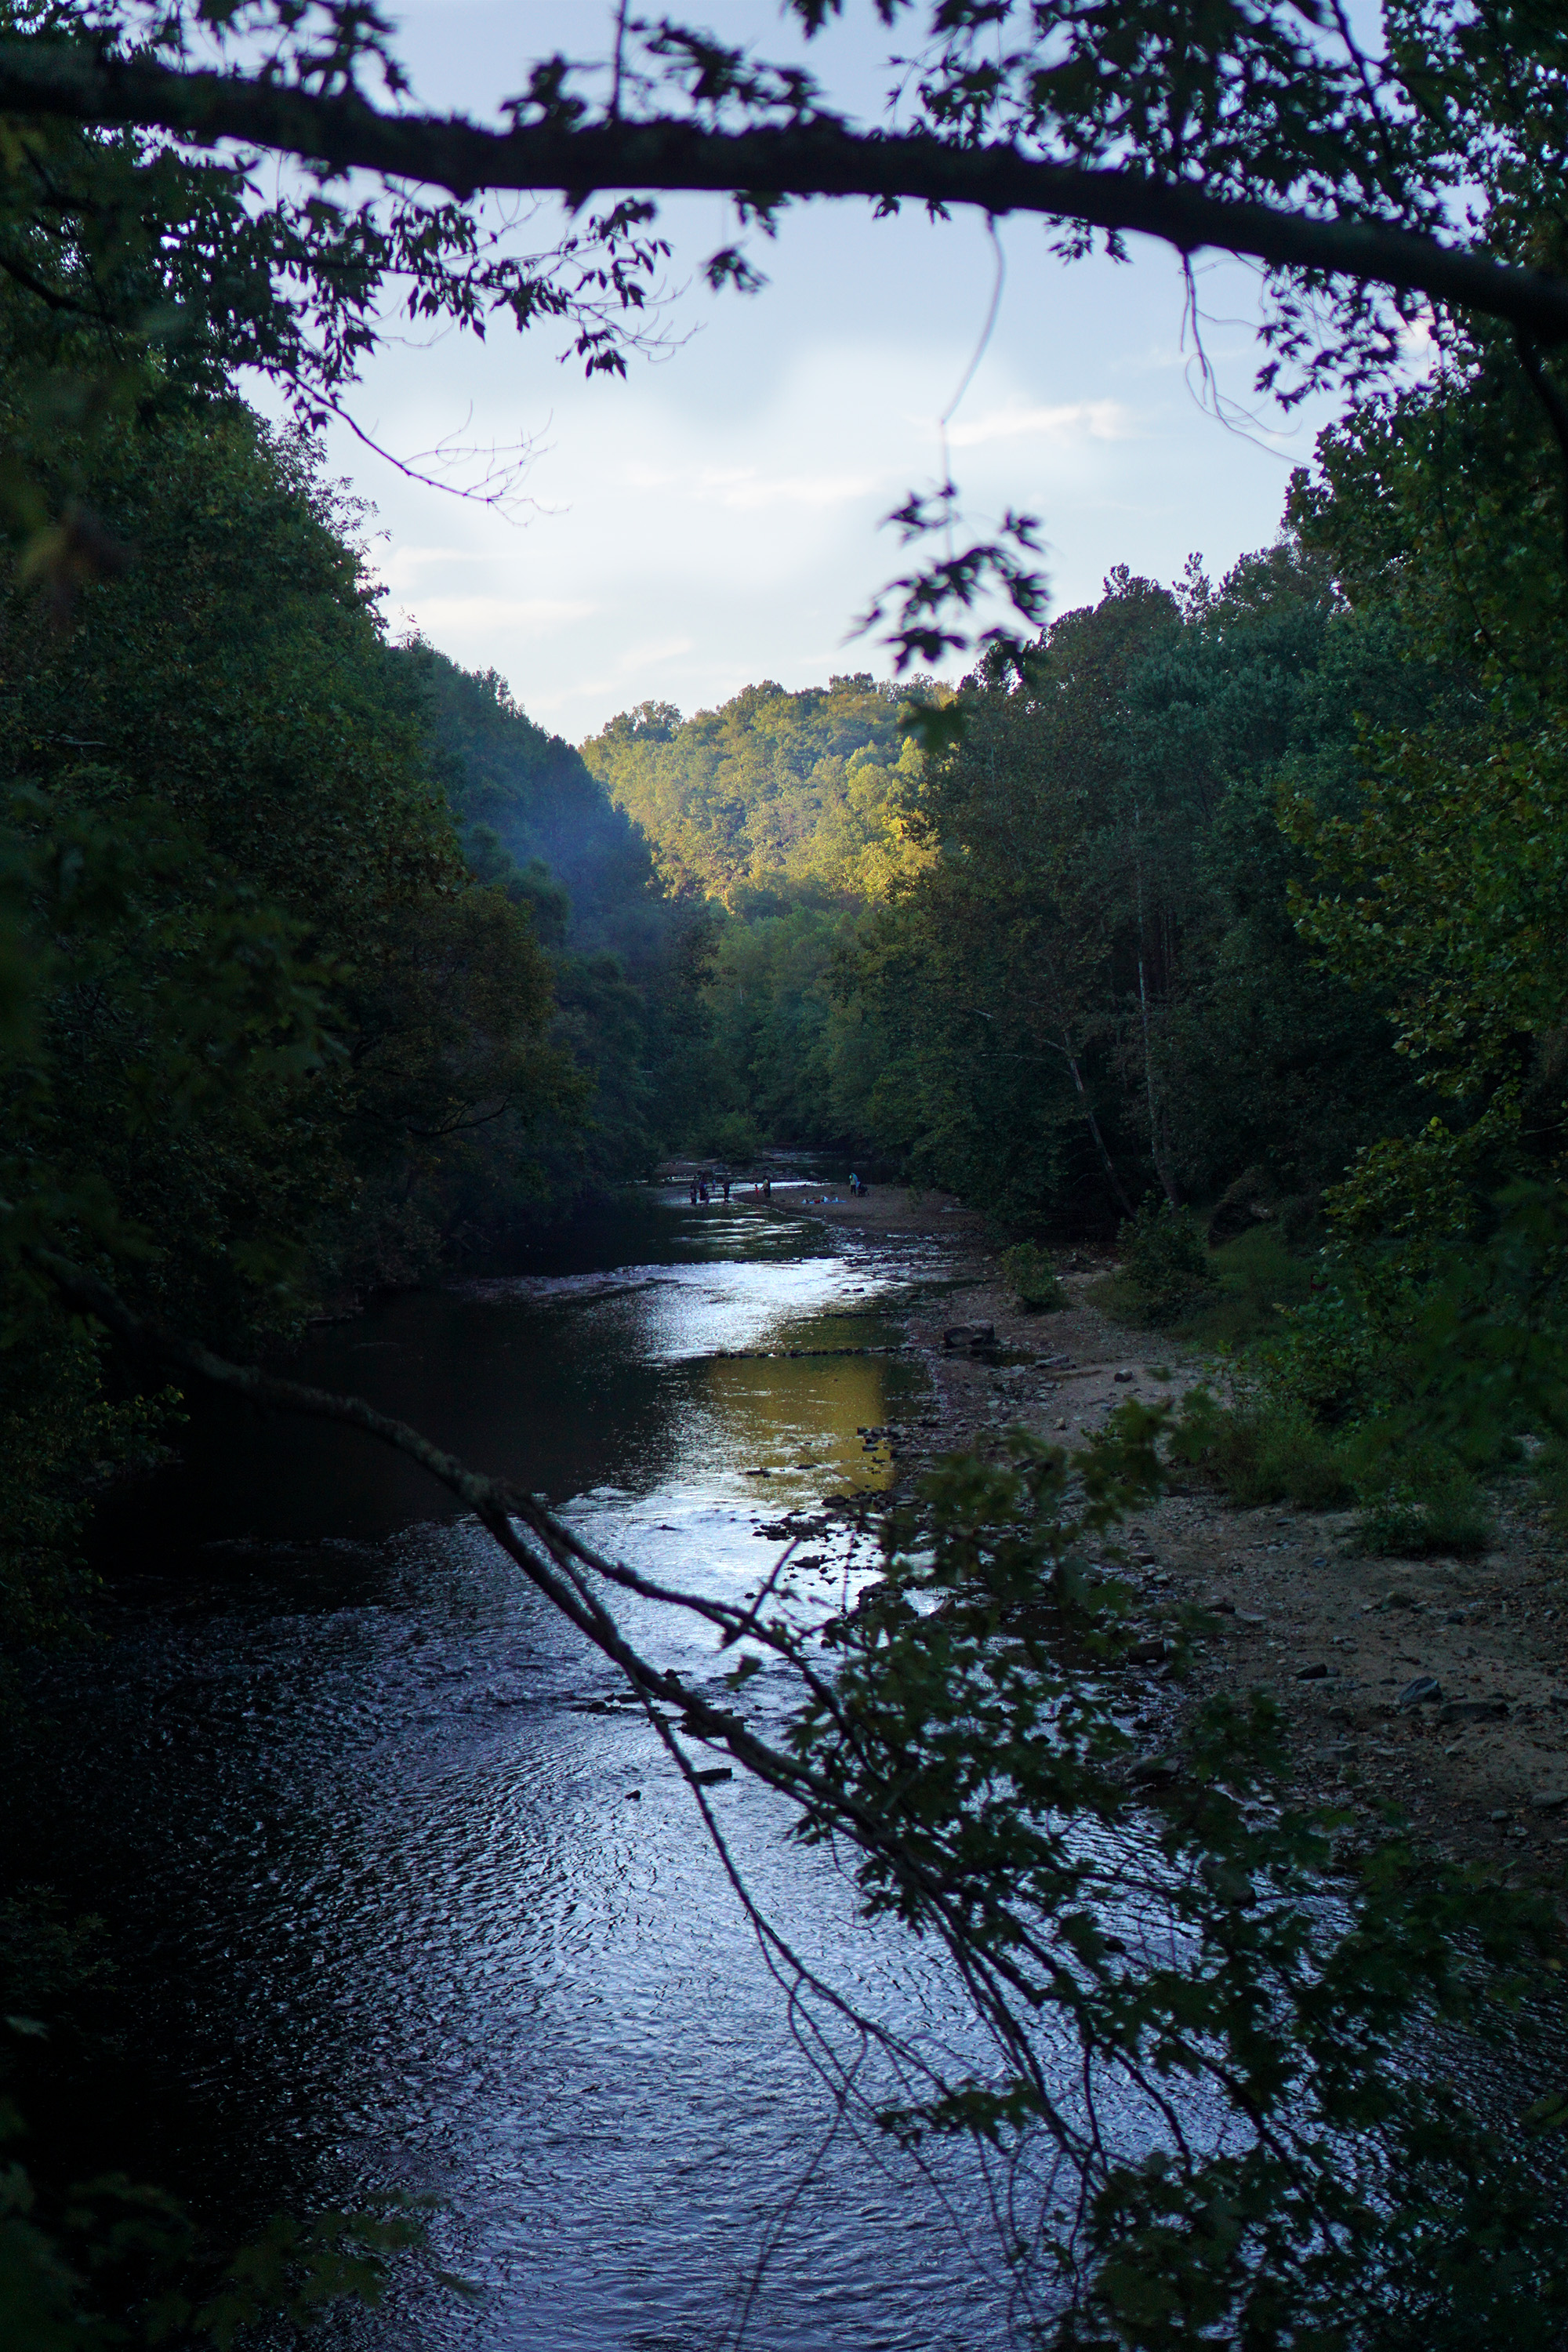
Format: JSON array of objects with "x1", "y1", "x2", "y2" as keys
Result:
[{"x1": 14, "y1": 1191, "x2": 1047, "y2": 2350}]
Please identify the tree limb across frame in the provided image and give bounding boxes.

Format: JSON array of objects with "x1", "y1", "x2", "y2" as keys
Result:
[
  {"x1": 3, "y1": 39, "x2": 1568, "y2": 347},
  {"x1": 34, "y1": 1245, "x2": 1091, "y2": 2121},
  {"x1": 30, "y1": 1251, "x2": 1025, "y2": 1975},
  {"x1": 38, "y1": 1244, "x2": 1568, "y2": 2337}
]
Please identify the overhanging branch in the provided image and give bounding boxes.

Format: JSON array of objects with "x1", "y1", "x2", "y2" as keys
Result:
[
  {"x1": 31, "y1": 1245, "x2": 1065, "y2": 2053},
  {"x1": 3, "y1": 40, "x2": 1568, "y2": 345}
]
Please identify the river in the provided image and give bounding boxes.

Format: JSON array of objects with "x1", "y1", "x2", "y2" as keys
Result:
[{"x1": 13, "y1": 1185, "x2": 1034, "y2": 2352}]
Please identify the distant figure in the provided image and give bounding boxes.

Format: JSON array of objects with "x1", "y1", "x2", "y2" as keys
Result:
[
  {"x1": 689, "y1": 1178, "x2": 698, "y2": 1205},
  {"x1": 722, "y1": 1177, "x2": 731, "y2": 1202},
  {"x1": 849, "y1": 1171, "x2": 862, "y2": 1197},
  {"x1": 763, "y1": 1178, "x2": 771, "y2": 1200},
  {"x1": 699, "y1": 1178, "x2": 710, "y2": 1204}
]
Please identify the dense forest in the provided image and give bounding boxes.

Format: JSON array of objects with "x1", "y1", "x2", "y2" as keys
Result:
[
  {"x1": 0, "y1": 409, "x2": 729, "y2": 1647},
  {"x1": 585, "y1": 405, "x2": 1552, "y2": 1247},
  {"x1": 7, "y1": 0, "x2": 1568, "y2": 2344}
]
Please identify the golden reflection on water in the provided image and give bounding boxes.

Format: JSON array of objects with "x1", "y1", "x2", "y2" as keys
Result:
[{"x1": 699, "y1": 1348, "x2": 907, "y2": 1506}]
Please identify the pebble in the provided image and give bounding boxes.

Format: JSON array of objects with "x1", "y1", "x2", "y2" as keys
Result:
[
  {"x1": 1296, "y1": 1663, "x2": 1330, "y2": 1681},
  {"x1": 1398, "y1": 1676, "x2": 1443, "y2": 1709}
]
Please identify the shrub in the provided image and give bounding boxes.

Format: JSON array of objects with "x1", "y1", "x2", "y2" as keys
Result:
[
  {"x1": 1355, "y1": 1454, "x2": 1493, "y2": 1556},
  {"x1": 1169, "y1": 1386, "x2": 1356, "y2": 1508},
  {"x1": 1180, "y1": 1228, "x2": 1316, "y2": 1348},
  {"x1": 1247, "y1": 1258, "x2": 1429, "y2": 1428},
  {"x1": 1117, "y1": 1198, "x2": 1218, "y2": 1324},
  {"x1": 1000, "y1": 1240, "x2": 1067, "y2": 1312}
]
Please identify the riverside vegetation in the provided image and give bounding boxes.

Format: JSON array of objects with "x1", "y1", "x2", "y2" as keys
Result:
[{"x1": 6, "y1": 2, "x2": 1568, "y2": 2347}]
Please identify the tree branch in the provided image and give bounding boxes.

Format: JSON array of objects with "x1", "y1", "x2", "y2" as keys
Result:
[
  {"x1": 2, "y1": 40, "x2": 1568, "y2": 344},
  {"x1": 31, "y1": 1246, "x2": 1078, "y2": 2055}
]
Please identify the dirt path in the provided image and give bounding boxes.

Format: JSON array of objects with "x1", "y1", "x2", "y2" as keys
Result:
[{"x1": 864, "y1": 1210, "x2": 1568, "y2": 1887}]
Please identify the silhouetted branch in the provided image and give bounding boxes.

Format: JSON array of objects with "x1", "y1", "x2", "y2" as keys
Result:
[
  {"x1": 32, "y1": 1243, "x2": 1068, "y2": 2086},
  {"x1": 2, "y1": 41, "x2": 1567, "y2": 343}
]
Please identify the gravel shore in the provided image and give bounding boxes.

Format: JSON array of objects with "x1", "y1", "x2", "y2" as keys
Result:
[{"x1": 851, "y1": 1199, "x2": 1568, "y2": 1888}]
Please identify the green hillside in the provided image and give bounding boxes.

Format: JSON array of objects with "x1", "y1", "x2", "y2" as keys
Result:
[{"x1": 580, "y1": 674, "x2": 934, "y2": 904}]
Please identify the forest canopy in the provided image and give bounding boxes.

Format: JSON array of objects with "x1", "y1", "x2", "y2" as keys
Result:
[{"x1": 582, "y1": 673, "x2": 931, "y2": 905}]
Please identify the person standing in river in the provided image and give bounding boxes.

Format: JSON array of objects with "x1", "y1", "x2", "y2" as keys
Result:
[
  {"x1": 721, "y1": 1176, "x2": 731, "y2": 1203},
  {"x1": 689, "y1": 1177, "x2": 698, "y2": 1205}
]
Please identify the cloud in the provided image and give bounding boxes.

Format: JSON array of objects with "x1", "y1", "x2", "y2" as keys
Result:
[
  {"x1": 401, "y1": 593, "x2": 599, "y2": 633},
  {"x1": 696, "y1": 466, "x2": 887, "y2": 510},
  {"x1": 613, "y1": 456, "x2": 889, "y2": 510},
  {"x1": 944, "y1": 399, "x2": 1138, "y2": 449},
  {"x1": 381, "y1": 544, "x2": 528, "y2": 588},
  {"x1": 616, "y1": 636, "x2": 697, "y2": 670}
]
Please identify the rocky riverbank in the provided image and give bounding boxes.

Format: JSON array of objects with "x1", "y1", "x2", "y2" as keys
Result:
[{"x1": 851, "y1": 1204, "x2": 1568, "y2": 1888}]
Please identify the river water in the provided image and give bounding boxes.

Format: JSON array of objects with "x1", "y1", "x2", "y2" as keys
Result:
[{"x1": 14, "y1": 1186, "x2": 1038, "y2": 2351}]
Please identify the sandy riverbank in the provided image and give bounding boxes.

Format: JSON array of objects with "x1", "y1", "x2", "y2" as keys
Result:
[
  {"x1": 870, "y1": 1245, "x2": 1568, "y2": 1887},
  {"x1": 794, "y1": 1181, "x2": 989, "y2": 1237}
]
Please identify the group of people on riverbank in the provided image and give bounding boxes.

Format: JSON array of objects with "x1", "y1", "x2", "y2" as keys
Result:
[
  {"x1": 682, "y1": 1169, "x2": 869, "y2": 1206},
  {"x1": 687, "y1": 1172, "x2": 771, "y2": 1205}
]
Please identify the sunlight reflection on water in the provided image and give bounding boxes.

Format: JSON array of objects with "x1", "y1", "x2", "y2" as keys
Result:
[{"x1": 22, "y1": 1191, "x2": 1046, "y2": 2349}]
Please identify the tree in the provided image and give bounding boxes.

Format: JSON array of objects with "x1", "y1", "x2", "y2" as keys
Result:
[
  {"x1": 582, "y1": 674, "x2": 923, "y2": 902},
  {"x1": 3, "y1": 1, "x2": 1566, "y2": 345},
  {"x1": 1280, "y1": 325, "x2": 1568, "y2": 1253}
]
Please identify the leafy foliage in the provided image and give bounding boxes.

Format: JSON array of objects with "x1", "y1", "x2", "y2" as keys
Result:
[
  {"x1": 1115, "y1": 1200, "x2": 1216, "y2": 1326},
  {"x1": 0, "y1": 1329, "x2": 175, "y2": 1645},
  {"x1": 582, "y1": 673, "x2": 934, "y2": 903},
  {"x1": 755, "y1": 1425, "x2": 1568, "y2": 2347},
  {"x1": 1000, "y1": 1240, "x2": 1067, "y2": 1311},
  {"x1": 0, "y1": 405, "x2": 582, "y2": 1328},
  {"x1": 641, "y1": 550, "x2": 1429, "y2": 1218}
]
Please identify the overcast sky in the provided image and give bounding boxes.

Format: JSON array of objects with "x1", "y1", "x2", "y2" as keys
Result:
[{"x1": 267, "y1": 2, "x2": 1356, "y2": 745}]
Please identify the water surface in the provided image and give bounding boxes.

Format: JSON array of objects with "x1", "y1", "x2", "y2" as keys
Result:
[{"x1": 16, "y1": 1189, "x2": 1033, "y2": 2350}]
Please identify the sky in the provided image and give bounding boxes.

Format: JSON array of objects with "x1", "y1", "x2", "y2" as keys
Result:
[{"x1": 260, "y1": 2, "x2": 1360, "y2": 746}]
